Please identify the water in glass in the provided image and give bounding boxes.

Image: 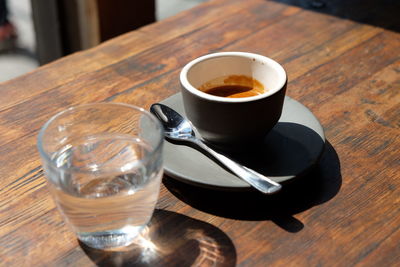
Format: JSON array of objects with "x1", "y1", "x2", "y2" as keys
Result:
[{"x1": 46, "y1": 133, "x2": 162, "y2": 249}]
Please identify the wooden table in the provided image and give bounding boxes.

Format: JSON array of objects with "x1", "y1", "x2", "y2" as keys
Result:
[{"x1": 1, "y1": 0, "x2": 399, "y2": 265}]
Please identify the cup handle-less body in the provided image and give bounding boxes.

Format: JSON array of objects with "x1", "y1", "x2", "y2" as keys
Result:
[{"x1": 180, "y1": 52, "x2": 287, "y2": 146}]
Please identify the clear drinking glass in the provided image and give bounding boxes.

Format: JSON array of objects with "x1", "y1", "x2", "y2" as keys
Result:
[{"x1": 37, "y1": 103, "x2": 164, "y2": 250}]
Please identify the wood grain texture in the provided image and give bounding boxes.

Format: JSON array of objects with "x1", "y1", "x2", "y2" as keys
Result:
[{"x1": 0, "y1": 0, "x2": 399, "y2": 266}]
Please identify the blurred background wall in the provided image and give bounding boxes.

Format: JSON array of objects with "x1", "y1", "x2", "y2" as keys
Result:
[{"x1": 0, "y1": 0, "x2": 206, "y2": 82}]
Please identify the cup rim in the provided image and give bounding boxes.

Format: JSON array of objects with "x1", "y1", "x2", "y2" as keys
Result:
[
  {"x1": 180, "y1": 51, "x2": 287, "y2": 103},
  {"x1": 37, "y1": 102, "x2": 164, "y2": 173}
]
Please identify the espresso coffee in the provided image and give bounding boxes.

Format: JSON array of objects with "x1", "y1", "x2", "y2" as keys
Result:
[{"x1": 198, "y1": 75, "x2": 265, "y2": 98}]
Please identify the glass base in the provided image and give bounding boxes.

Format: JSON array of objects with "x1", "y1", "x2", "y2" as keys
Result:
[{"x1": 78, "y1": 225, "x2": 145, "y2": 250}]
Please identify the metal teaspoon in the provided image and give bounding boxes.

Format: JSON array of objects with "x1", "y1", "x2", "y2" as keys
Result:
[{"x1": 150, "y1": 103, "x2": 282, "y2": 194}]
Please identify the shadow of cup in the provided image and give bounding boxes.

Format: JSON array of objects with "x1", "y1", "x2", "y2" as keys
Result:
[
  {"x1": 80, "y1": 210, "x2": 236, "y2": 267},
  {"x1": 164, "y1": 140, "x2": 342, "y2": 233},
  {"x1": 205, "y1": 122, "x2": 327, "y2": 182}
]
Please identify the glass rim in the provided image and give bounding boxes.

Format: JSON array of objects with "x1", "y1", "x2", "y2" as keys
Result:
[{"x1": 37, "y1": 102, "x2": 164, "y2": 173}]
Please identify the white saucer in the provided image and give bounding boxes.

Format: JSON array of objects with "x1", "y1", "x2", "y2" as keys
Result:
[{"x1": 161, "y1": 93, "x2": 325, "y2": 191}]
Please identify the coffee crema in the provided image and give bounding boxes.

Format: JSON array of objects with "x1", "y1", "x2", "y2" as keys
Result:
[{"x1": 198, "y1": 75, "x2": 265, "y2": 98}]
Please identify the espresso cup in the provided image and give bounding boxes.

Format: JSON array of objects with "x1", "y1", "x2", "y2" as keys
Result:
[{"x1": 180, "y1": 52, "x2": 287, "y2": 149}]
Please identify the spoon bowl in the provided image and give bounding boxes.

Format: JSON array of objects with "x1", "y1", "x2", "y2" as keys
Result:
[{"x1": 150, "y1": 103, "x2": 194, "y2": 140}]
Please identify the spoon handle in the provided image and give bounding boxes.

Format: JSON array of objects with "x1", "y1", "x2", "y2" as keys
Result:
[{"x1": 193, "y1": 139, "x2": 282, "y2": 194}]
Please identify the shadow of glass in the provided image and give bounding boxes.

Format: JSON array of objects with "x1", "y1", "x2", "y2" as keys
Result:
[
  {"x1": 80, "y1": 210, "x2": 236, "y2": 267},
  {"x1": 164, "y1": 141, "x2": 341, "y2": 233},
  {"x1": 271, "y1": 0, "x2": 400, "y2": 32}
]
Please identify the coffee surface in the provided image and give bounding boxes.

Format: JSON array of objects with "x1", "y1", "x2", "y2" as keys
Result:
[
  {"x1": 198, "y1": 75, "x2": 265, "y2": 98},
  {"x1": 203, "y1": 85, "x2": 260, "y2": 98}
]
